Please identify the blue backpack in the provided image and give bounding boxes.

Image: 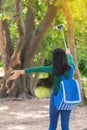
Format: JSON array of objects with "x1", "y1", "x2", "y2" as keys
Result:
[{"x1": 54, "y1": 66, "x2": 82, "y2": 110}]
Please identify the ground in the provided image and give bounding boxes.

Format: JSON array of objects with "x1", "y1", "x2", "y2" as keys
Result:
[{"x1": 0, "y1": 98, "x2": 87, "y2": 130}]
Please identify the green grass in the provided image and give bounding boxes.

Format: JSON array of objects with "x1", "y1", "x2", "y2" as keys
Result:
[{"x1": 35, "y1": 86, "x2": 52, "y2": 98}]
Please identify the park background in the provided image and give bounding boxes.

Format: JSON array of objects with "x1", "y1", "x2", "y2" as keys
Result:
[{"x1": 0, "y1": 0, "x2": 87, "y2": 130}]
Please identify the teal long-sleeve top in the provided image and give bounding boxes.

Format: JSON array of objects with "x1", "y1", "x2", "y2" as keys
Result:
[{"x1": 24, "y1": 54, "x2": 76, "y2": 95}]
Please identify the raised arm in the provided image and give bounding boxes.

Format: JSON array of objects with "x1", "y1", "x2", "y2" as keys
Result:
[{"x1": 66, "y1": 48, "x2": 76, "y2": 70}]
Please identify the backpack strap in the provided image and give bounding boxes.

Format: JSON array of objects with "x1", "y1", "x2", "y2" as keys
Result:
[{"x1": 61, "y1": 66, "x2": 74, "y2": 80}]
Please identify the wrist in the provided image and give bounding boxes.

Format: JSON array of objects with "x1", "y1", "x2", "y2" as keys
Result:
[
  {"x1": 66, "y1": 48, "x2": 71, "y2": 55},
  {"x1": 20, "y1": 70, "x2": 25, "y2": 75}
]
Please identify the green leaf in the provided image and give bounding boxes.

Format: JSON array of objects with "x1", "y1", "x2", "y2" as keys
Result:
[{"x1": 54, "y1": 0, "x2": 61, "y2": 6}]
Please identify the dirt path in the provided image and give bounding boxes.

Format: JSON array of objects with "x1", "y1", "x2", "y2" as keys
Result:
[{"x1": 0, "y1": 98, "x2": 87, "y2": 130}]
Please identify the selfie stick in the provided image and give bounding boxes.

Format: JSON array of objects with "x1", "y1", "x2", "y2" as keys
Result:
[{"x1": 56, "y1": 24, "x2": 67, "y2": 49}]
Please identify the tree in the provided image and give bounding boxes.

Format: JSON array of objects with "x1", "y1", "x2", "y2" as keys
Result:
[
  {"x1": 0, "y1": 0, "x2": 85, "y2": 101},
  {"x1": 62, "y1": 0, "x2": 81, "y2": 85},
  {"x1": 0, "y1": 0, "x2": 60, "y2": 98},
  {"x1": 62, "y1": 0, "x2": 87, "y2": 104}
]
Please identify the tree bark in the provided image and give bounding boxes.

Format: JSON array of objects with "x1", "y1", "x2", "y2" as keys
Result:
[
  {"x1": 32, "y1": 55, "x2": 45, "y2": 90},
  {"x1": 62, "y1": 0, "x2": 80, "y2": 79},
  {"x1": 10, "y1": 0, "x2": 25, "y2": 69}
]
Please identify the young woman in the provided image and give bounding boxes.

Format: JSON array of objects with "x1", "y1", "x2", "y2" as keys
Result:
[{"x1": 9, "y1": 48, "x2": 76, "y2": 130}]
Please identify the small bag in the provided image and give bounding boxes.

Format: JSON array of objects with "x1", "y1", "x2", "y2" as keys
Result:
[{"x1": 54, "y1": 66, "x2": 82, "y2": 110}]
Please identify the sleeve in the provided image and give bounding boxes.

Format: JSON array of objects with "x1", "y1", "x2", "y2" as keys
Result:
[
  {"x1": 24, "y1": 65, "x2": 53, "y2": 74},
  {"x1": 67, "y1": 54, "x2": 76, "y2": 70}
]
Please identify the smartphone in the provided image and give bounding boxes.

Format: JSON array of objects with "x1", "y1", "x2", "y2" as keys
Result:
[{"x1": 56, "y1": 24, "x2": 64, "y2": 31}]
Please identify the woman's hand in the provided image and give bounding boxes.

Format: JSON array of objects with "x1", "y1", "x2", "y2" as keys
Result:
[
  {"x1": 65, "y1": 48, "x2": 71, "y2": 54},
  {"x1": 8, "y1": 70, "x2": 24, "y2": 80}
]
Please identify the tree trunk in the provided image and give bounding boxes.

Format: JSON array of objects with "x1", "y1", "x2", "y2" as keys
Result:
[
  {"x1": 0, "y1": 20, "x2": 14, "y2": 98},
  {"x1": 62, "y1": 0, "x2": 85, "y2": 104},
  {"x1": 32, "y1": 55, "x2": 45, "y2": 90}
]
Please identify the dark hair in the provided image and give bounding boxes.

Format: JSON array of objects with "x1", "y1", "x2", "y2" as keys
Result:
[{"x1": 52, "y1": 48, "x2": 70, "y2": 77}]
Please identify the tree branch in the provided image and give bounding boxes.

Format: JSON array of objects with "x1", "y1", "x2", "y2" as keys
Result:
[
  {"x1": 22, "y1": 6, "x2": 35, "y2": 67},
  {"x1": 0, "y1": 0, "x2": 13, "y2": 79},
  {"x1": 14, "y1": 0, "x2": 25, "y2": 36},
  {"x1": 0, "y1": 21, "x2": 13, "y2": 75},
  {"x1": 10, "y1": 0, "x2": 25, "y2": 68},
  {"x1": 75, "y1": 37, "x2": 87, "y2": 44},
  {"x1": 24, "y1": 0, "x2": 60, "y2": 67}
]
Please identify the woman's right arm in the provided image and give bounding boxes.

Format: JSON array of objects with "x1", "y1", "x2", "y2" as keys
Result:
[
  {"x1": 66, "y1": 48, "x2": 76, "y2": 70},
  {"x1": 9, "y1": 65, "x2": 53, "y2": 80}
]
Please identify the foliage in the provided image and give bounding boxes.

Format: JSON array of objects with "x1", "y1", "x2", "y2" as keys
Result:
[
  {"x1": 40, "y1": 0, "x2": 87, "y2": 77},
  {"x1": 35, "y1": 86, "x2": 52, "y2": 98},
  {"x1": 0, "y1": 0, "x2": 87, "y2": 77}
]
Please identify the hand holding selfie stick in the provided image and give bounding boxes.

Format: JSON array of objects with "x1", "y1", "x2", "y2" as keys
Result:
[{"x1": 55, "y1": 24, "x2": 67, "y2": 49}]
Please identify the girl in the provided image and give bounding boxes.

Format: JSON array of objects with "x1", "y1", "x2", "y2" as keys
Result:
[{"x1": 9, "y1": 48, "x2": 76, "y2": 130}]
